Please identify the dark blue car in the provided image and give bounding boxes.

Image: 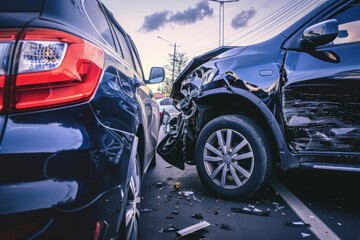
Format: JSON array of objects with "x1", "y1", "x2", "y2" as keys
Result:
[{"x1": 0, "y1": 0, "x2": 164, "y2": 239}]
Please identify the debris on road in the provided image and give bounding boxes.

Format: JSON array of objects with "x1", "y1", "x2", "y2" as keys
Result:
[
  {"x1": 286, "y1": 221, "x2": 311, "y2": 227},
  {"x1": 172, "y1": 210, "x2": 180, "y2": 215},
  {"x1": 231, "y1": 207, "x2": 270, "y2": 216},
  {"x1": 176, "y1": 221, "x2": 211, "y2": 238},
  {"x1": 220, "y1": 223, "x2": 233, "y2": 231},
  {"x1": 174, "y1": 182, "x2": 182, "y2": 190},
  {"x1": 206, "y1": 207, "x2": 219, "y2": 213},
  {"x1": 191, "y1": 213, "x2": 204, "y2": 220},
  {"x1": 180, "y1": 191, "x2": 194, "y2": 197},
  {"x1": 301, "y1": 232, "x2": 311, "y2": 238},
  {"x1": 161, "y1": 225, "x2": 179, "y2": 232},
  {"x1": 153, "y1": 182, "x2": 165, "y2": 188},
  {"x1": 273, "y1": 202, "x2": 285, "y2": 211},
  {"x1": 141, "y1": 208, "x2": 156, "y2": 212}
]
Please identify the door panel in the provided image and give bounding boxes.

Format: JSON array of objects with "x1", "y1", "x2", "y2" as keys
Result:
[
  {"x1": 283, "y1": 3, "x2": 360, "y2": 153},
  {"x1": 283, "y1": 43, "x2": 360, "y2": 153}
]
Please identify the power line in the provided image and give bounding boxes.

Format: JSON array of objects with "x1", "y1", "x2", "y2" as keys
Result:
[
  {"x1": 238, "y1": 0, "x2": 324, "y2": 45},
  {"x1": 186, "y1": 0, "x2": 296, "y2": 53},
  {"x1": 185, "y1": 0, "x2": 258, "y2": 53},
  {"x1": 185, "y1": 0, "x2": 325, "y2": 56},
  {"x1": 226, "y1": 0, "x2": 305, "y2": 45},
  {"x1": 225, "y1": 0, "x2": 299, "y2": 43}
]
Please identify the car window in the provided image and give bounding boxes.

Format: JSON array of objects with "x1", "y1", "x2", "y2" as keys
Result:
[
  {"x1": 84, "y1": 0, "x2": 116, "y2": 49},
  {"x1": 112, "y1": 26, "x2": 135, "y2": 69},
  {"x1": 128, "y1": 38, "x2": 144, "y2": 78},
  {"x1": 331, "y1": 3, "x2": 360, "y2": 45}
]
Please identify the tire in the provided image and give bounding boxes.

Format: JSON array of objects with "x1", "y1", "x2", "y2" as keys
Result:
[
  {"x1": 195, "y1": 115, "x2": 272, "y2": 200},
  {"x1": 120, "y1": 153, "x2": 141, "y2": 240}
]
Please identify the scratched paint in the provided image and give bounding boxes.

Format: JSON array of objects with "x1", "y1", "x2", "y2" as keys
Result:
[{"x1": 283, "y1": 85, "x2": 360, "y2": 152}]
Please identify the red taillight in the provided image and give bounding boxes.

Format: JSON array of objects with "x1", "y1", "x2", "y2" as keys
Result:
[
  {"x1": 0, "y1": 29, "x2": 19, "y2": 111},
  {"x1": 0, "y1": 76, "x2": 4, "y2": 111},
  {"x1": 14, "y1": 28, "x2": 104, "y2": 110},
  {"x1": 0, "y1": 28, "x2": 104, "y2": 112}
]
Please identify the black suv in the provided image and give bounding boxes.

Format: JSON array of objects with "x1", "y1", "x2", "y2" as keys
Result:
[
  {"x1": 158, "y1": 0, "x2": 360, "y2": 199},
  {"x1": 0, "y1": 0, "x2": 164, "y2": 239}
]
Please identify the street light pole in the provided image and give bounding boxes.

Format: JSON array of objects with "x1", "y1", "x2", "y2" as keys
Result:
[
  {"x1": 209, "y1": 0, "x2": 239, "y2": 46},
  {"x1": 157, "y1": 36, "x2": 180, "y2": 84}
]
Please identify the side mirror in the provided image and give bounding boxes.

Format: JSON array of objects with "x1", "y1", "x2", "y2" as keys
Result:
[
  {"x1": 146, "y1": 67, "x2": 165, "y2": 84},
  {"x1": 303, "y1": 19, "x2": 339, "y2": 47}
]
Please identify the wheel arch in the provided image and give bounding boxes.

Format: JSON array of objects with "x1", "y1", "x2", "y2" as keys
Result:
[{"x1": 196, "y1": 87, "x2": 296, "y2": 169}]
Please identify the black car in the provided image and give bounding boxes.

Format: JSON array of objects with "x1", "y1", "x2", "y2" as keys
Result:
[
  {"x1": 0, "y1": 0, "x2": 164, "y2": 239},
  {"x1": 158, "y1": 0, "x2": 360, "y2": 200}
]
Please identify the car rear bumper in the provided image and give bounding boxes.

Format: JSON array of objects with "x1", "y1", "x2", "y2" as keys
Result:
[{"x1": 0, "y1": 103, "x2": 137, "y2": 238}]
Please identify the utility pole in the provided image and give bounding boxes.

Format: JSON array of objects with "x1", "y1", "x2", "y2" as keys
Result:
[
  {"x1": 209, "y1": 0, "x2": 239, "y2": 46},
  {"x1": 157, "y1": 36, "x2": 180, "y2": 83},
  {"x1": 171, "y1": 43, "x2": 177, "y2": 83}
]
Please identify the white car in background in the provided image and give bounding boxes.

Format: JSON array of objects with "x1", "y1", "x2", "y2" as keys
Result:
[{"x1": 156, "y1": 97, "x2": 180, "y2": 123}]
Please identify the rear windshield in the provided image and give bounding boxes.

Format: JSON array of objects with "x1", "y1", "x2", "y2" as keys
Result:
[{"x1": 0, "y1": 0, "x2": 44, "y2": 12}]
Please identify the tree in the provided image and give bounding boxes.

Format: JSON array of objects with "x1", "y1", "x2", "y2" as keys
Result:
[{"x1": 162, "y1": 51, "x2": 188, "y2": 95}]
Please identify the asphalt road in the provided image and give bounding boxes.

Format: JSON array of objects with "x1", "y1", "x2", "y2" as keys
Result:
[{"x1": 139, "y1": 128, "x2": 360, "y2": 240}]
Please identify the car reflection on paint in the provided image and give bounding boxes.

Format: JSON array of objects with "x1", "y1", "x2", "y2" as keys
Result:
[{"x1": 158, "y1": 0, "x2": 360, "y2": 200}]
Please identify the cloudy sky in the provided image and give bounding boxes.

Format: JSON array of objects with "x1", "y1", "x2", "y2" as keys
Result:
[{"x1": 102, "y1": 0, "x2": 325, "y2": 91}]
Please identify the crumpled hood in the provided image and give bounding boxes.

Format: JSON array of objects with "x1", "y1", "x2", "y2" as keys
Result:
[{"x1": 171, "y1": 46, "x2": 246, "y2": 100}]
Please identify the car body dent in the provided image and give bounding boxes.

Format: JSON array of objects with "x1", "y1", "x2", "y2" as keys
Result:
[
  {"x1": 159, "y1": 36, "x2": 294, "y2": 168},
  {"x1": 159, "y1": 0, "x2": 360, "y2": 173}
]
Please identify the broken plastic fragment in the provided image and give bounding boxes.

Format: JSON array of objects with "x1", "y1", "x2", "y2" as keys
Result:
[
  {"x1": 193, "y1": 195, "x2": 203, "y2": 203},
  {"x1": 180, "y1": 191, "x2": 194, "y2": 197},
  {"x1": 286, "y1": 221, "x2": 311, "y2": 227},
  {"x1": 191, "y1": 213, "x2": 204, "y2": 220},
  {"x1": 141, "y1": 208, "x2": 154, "y2": 212},
  {"x1": 153, "y1": 182, "x2": 164, "y2": 187},
  {"x1": 301, "y1": 232, "x2": 311, "y2": 238},
  {"x1": 231, "y1": 207, "x2": 270, "y2": 216},
  {"x1": 207, "y1": 207, "x2": 219, "y2": 213},
  {"x1": 176, "y1": 221, "x2": 211, "y2": 237},
  {"x1": 163, "y1": 225, "x2": 179, "y2": 232},
  {"x1": 220, "y1": 224, "x2": 233, "y2": 231}
]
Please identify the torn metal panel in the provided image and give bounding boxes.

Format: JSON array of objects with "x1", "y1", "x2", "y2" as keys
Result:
[
  {"x1": 283, "y1": 84, "x2": 360, "y2": 152},
  {"x1": 171, "y1": 46, "x2": 243, "y2": 100},
  {"x1": 158, "y1": 36, "x2": 286, "y2": 169}
]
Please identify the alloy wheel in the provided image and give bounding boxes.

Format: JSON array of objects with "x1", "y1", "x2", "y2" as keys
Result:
[
  {"x1": 125, "y1": 156, "x2": 141, "y2": 240},
  {"x1": 203, "y1": 129, "x2": 254, "y2": 190}
]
